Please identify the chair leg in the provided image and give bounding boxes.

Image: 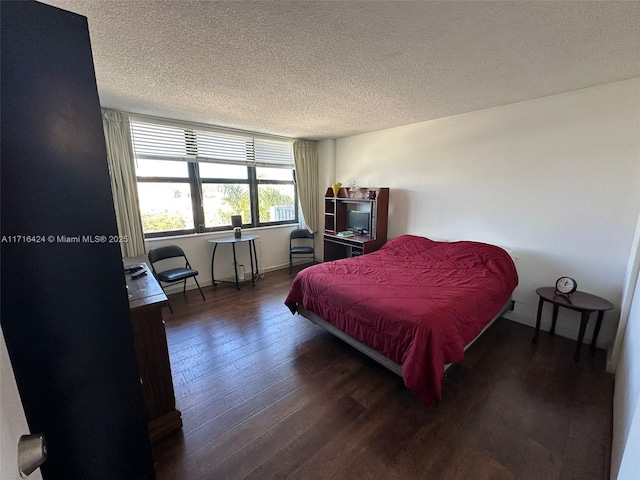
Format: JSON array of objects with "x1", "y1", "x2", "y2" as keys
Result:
[
  {"x1": 159, "y1": 285, "x2": 173, "y2": 313},
  {"x1": 183, "y1": 279, "x2": 187, "y2": 294},
  {"x1": 193, "y1": 277, "x2": 206, "y2": 301},
  {"x1": 289, "y1": 253, "x2": 292, "y2": 275}
]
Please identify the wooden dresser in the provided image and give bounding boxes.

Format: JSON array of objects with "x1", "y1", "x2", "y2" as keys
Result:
[{"x1": 125, "y1": 262, "x2": 182, "y2": 442}]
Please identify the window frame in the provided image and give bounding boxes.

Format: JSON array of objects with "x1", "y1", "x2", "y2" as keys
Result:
[
  {"x1": 197, "y1": 163, "x2": 252, "y2": 231},
  {"x1": 131, "y1": 119, "x2": 297, "y2": 238},
  {"x1": 254, "y1": 170, "x2": 298, "y2": 226}
]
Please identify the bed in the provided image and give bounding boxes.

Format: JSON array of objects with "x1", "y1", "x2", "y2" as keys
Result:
[{"x1": 285, "y1": 234, "x2": 518, "y2": 407}]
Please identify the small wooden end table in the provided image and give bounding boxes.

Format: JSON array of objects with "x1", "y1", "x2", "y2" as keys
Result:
[{"x1": 532, "y1": 287, "x2": 613, "y2": 361}]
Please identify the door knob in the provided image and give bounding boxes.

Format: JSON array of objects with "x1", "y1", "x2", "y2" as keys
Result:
[{"x1": 18, "y1": 434, "x2": 47, "y2": 477}]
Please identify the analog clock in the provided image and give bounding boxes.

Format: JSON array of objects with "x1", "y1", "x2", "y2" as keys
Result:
[{"x1": 555, "y1": 276, "x2": 577, "y2": 295}]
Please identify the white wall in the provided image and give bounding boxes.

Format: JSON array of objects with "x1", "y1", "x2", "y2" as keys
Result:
[
  {"x1": 611, "y1": 212, "x2": 640, "y2": 479},
  {"x1": 612, "y1": 269, "x2": 640, "y2": 479},
  {"x1": 332, "y1": 78, "x2": 640, "y2": 348}
]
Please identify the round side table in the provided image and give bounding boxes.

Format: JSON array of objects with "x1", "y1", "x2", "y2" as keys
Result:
[{"x1": 532, "y1": 287, "x2": 613, "y2": 361}]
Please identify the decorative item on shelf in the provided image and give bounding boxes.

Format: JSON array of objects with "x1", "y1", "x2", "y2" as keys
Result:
[
  {"x1": 331, "y1": 182, "x2": 342, "y2": 197},
  {"x1": 349, "y1": 181, "x2": 359, "y2": 198},
  {"x1": 366, "y1": 189, "x2": 377, "y2": 200},
  {"x1": 231, "y1": 215, "x2": 242, "y2": 238}
]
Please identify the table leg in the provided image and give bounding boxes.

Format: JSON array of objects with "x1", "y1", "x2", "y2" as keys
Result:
[
  {"x1": 211, "y1": 244, "x2": 218, "y2": 287},
  {"x1": 232, "y1": 244, "x2": 240, "y2": 290},
  {"x1": 532, "y1": 296, "x2": 544, "y2": 344},
  {"x1": 252, "y1": 239, "x2": 259, "y2": 277},
  {"x1": 248, "y1": 240, "x2": 256, "y2": 286},
  {"x1": 550, "y1": 304, "x2": 559, "y2": 336},
  {"x1": 574, "y1": 311, "x2": 591, "y2": 361},
  {"x1": 590, "y1": 310, "x2": 605, "y2": 356}
]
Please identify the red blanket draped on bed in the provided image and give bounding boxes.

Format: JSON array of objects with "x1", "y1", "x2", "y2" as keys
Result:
[{"x1": 285, "y1": 235, "x2": 518, "y2": 407}]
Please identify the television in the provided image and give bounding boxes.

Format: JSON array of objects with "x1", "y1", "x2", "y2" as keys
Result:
[{"x1": 347, "y1": 210, "x2": 370, "y2": 234}]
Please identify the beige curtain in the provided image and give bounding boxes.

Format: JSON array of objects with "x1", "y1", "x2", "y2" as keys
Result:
[
  {"x1": 101, "y1": 109, "x2": 146, "y2": 257},
  {"x1": 293, "y1": 140, "x2": 319, "y2": 232}
]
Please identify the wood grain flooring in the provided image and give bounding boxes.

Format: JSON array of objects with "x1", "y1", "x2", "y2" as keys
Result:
[{"x1": 152, "y1": 267, "x2": 614, "y2": 480}]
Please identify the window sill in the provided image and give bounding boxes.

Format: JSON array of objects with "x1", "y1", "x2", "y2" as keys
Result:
[{"x1": 144, "y1": 223, "x2": 300, "y2": 243}]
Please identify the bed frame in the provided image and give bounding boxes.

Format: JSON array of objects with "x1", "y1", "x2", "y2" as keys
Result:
[{"x1": 296, "y1": 298, "x2": 513, "y2": 377}]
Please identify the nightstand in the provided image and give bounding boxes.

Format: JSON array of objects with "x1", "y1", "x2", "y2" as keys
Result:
[{"x1": 532, "y1": 287, "x2": 613, "y2": 361}]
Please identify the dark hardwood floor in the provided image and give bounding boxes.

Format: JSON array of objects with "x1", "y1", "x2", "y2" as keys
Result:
[{"x1": 152, "y1": 266, "x2": 614, "y2": 480}]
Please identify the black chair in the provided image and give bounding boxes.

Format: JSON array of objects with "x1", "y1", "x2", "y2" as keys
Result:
[
  {"x1": 289, "y1": 229, "x2": 315, "y2": 275},
  {"x1": 148, "y1": 245, "x2": 205, "y2": 312}
]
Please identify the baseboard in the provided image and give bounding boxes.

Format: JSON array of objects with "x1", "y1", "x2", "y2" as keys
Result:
[
  {"x1": 161, "y1": 279, "x2": 213, "y2": 295},
  {"x1": 160, "y1": 263, "x2": 294, "y2": 295},
  {"x1": 502, "y1": 311, "x2": 609, "y2": 349}
]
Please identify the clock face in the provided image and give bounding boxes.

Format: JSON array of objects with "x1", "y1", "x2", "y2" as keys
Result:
[{"x1": 556, "y1": 276, "x2": 577, "y2": 294}]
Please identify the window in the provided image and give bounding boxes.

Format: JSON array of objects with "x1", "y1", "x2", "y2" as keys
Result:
[{"x1": 130, "y1": 119, "x2": 297, "y2": 237}]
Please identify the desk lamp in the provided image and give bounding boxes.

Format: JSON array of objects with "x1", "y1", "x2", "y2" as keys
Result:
[{"x1": 231, "y1": 215, "x2": 242, "y2": 238}]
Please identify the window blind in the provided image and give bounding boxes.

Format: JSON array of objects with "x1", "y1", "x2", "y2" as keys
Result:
[
  {"x1": 130, "y1": 122, "x2": 190, "y2": 161},
  {"x1": 130, "y1": 119, "x2": 293, "y2": 167},
  {"x1": 255, "y1": 138, "x2": 294, "y2": 168}
]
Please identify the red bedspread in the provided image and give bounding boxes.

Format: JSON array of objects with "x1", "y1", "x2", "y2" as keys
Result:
[{"x1": 285, "y1": 235, "x2": 518, "y2": 407}]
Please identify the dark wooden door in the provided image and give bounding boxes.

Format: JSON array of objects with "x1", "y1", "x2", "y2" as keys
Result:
[{"x1": 1, "y1": 2, "x2": 155, "y2": 479}]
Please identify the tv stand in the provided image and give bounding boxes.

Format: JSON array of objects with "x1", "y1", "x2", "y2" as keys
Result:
[{"x1": 323, "y1": 187, "x2": 389, "y2": 261}]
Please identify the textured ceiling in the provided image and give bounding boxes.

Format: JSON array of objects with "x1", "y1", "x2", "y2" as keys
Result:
[{"x1": 41, "y1": 1, "x2": 640, "y2": 140}]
